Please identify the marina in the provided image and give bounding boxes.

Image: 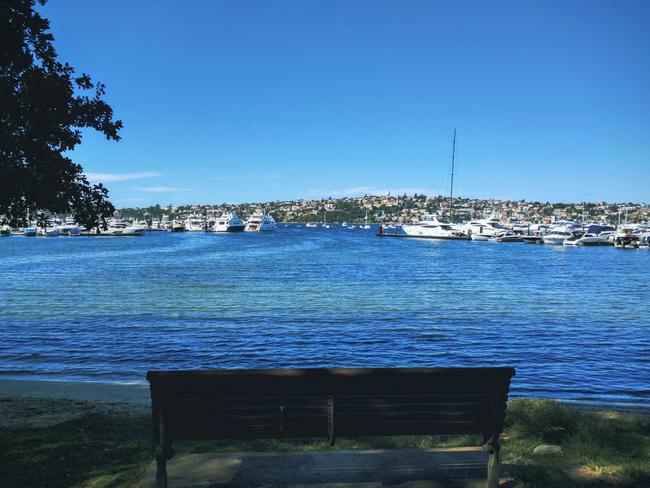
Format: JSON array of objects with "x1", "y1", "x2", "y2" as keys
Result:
[{"x1": 3, "y1": 215, "x2": 650, "y2": 250}]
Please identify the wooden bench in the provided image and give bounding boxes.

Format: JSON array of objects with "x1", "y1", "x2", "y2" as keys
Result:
[{"x1": 147, "y1": 367, "x2": 515, "y2": 488}]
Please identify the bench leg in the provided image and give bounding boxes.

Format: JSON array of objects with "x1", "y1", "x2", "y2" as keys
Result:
[
  {"x1": 155, "y1": 446, "x2": 167, "y2": 488},
  {"x1": 485, "y1": 440, "x2": 500, "y2": 488}
]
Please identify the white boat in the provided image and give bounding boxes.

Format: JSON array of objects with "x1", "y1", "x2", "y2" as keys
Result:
[
  {"x1": 23, "y1": 227, "x2": 37, "y2": 237},
  {"x1": 464, "y1": 218, "x2": 510, "y2": 238},
  {"x1": 403, "y1": 129, "x2": 466, "y2": 240},
  {"x1": 613, "y1": 227, "x2": 639, "y2": 249},
  {"x1": 470, "y1": 233, "x2": 491, "y2": 241},
  {"x1": 402, "y1": 214, "x2": 467, "y2": 239},
  {"x1": 305, "y1": 223, "x2": 318, "y2": 228},
  {"x1": 56, "y1": 224, "x2": 82, "y2": 236},
  {"x1": 184, "y1": 218, "x2": 206, "y2": 232},
  {"x1": 212, "y1": 213, "x2": 245, "y2": 232},
  {"x1": 0, "y1": 225, "x2": 11, "y2": 237},
  {"x1": 361, "y1": 224, "x2": 371, "y2": 229},
  {"x1": 321, "y1": 211, "x2": 330, "y2": 229},
  {"x1": 564, "y1": 225, "x2": 615, "y2": 246},
  {"x1": 40, "y1": 228, "x2": 60, "y2": 237},
  {"x1": 488, "y1": 230, "x2": 522, "y2": 242},
  {"x1": 99, "y1": 222, "x2": 146, "y2": 236},
  {"x1": 639, "y1": 235, "x2": 650, "y2": 249},
  {"x1": 245, "y1": 212, "x2": 277, "y2": 231},
  {"x1": 542, "y1": 222, "x2": 582, "y2": 245},
  {"x1": 542, "y1": 231, "x2": 572, "y2": 245}
]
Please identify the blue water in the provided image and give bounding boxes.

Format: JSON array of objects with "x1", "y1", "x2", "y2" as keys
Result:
[{"x1": 1, "y1": 226, "x2": 649, "y2": 407}]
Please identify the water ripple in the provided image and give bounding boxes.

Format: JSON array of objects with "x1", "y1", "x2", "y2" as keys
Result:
[{"x1": 1, "y1": 227, "x2": 649, "y2": 407}]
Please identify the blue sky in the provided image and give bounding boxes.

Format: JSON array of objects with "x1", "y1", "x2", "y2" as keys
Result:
[{"x1": 42, "y1": 0, "x2": 649, "y2": 206}]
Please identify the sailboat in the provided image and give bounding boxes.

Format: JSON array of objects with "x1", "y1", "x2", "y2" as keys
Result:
[
  {"x1": 402, "y1": 129, "x2": 468, "y2": 239},
  {"x1": 321, "y1": 211, "x2": 330, "y2": 229},
  {"x1": 361, "y1": 210, "x2": 371, "y2": 229}
]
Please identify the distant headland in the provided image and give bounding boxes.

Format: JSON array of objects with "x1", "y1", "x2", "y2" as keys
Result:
[{"x1": 118, "y1": 194, "x2": 649, "y2": 224}]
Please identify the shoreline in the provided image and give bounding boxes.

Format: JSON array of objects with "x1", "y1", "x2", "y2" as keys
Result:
[
  {"x1": 0, "y1": 378, "x2": 150, "y2": 405},
  {"x1": 1, "y1": 377, "x2": 648, "y2": 416}
]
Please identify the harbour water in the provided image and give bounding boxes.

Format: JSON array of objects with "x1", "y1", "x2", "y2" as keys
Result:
[{"x1": 1, "y1": 226, "x2": 649, "y2": 408}]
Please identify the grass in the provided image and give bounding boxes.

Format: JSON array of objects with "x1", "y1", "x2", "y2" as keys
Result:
[
  {"x1": 503, "y1": 399, "x2": 650, "y2": 487},
  {"x1": 0, "y1": 398, "x2": 648, "y2": 487}
]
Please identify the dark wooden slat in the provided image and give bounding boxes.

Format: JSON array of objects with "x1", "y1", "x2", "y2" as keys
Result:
[{"x1": 149, "y1": 368, "x2": 515, "y2": 442}]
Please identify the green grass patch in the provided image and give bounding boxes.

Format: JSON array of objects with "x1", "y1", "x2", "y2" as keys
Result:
[{"x1": 1, "y1": 398, "x2": 648, "y2": 487}]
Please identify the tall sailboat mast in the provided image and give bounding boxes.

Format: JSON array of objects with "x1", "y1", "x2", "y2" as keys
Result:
[{"x1": 449, "y1": 128, "x2": 456, "y2": 221}]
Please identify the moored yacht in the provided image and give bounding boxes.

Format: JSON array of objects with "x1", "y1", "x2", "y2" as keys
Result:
[
  {"x1": 542, "y1": 231, "x2": 573, "y2": 245},
  {"x1": 56, "y1": 223, "x2": 82, "y2": 236},
  {"x1": 40, "y1": 227, "x2": 60, "y2": 237},
  {"x1": 184, "y1": 218, "x2": 206, "y2": 232},
  {"x1": 464, "y1": 217, "x2": 510, "y2": 238},
  {"x1": 213, "y1": 212, "x2": 245, "y2": 232},
  {"x1": 402, "y1": 130, "x2": 467, "y2": 240},
  {"x1": 171, "y1": 221, "x2": 186, "y2": 232},
  {"x1": 402, "y1": 214, "x2": 467, "y2": 239},
  {"x1": 542, "y1": 221, "x2": 582, "y2": 245},
  {"x1": 99, "y1": 222, "x2": 146, "y2": 236},
  {"x1": 488, "y1": 230, "x2": 522, "y2": 242},
  {"x1": 564, "y1": 225, "x2": 615, "y2": 246},
  {"x1": 245, "y1": 212, "x2": 277, "y2": 231},
  {"x1": 613, "y1": 227, "x2": 639, "y2": 249}
]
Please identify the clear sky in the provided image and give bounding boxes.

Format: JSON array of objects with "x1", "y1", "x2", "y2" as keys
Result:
[{"x1": 42, "y1": 0, "x2": 649, "y2": 206}]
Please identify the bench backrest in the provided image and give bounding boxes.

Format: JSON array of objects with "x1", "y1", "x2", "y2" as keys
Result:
[{"x1": 147, "y1": 367, "x2": 515, "y2": 445}]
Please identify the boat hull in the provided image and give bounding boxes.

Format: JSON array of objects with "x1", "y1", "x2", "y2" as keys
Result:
[
  {"x1": 542, "y1": 235, "x2": 567, "y2": 245},
  {"x1": 402, "y1": 225, "x2": 468, "y2": 240}
]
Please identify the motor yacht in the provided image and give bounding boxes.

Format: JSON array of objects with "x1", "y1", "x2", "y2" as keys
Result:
[
  {"x1": 639, "y1": 235, "x2": 650, "y2": 249},
  {"x1": 171, "y1": 221, "x2": 186, "y2": 232},
  {"x1": 56, "y1": 223, "x2": 82, "y2": 236},
  {"x1": 564, "y1": 225, "x2": 615, "y2": 246},
  {"x1": 39, "y1": 227, "x2": 60, "y2": 237},
  {"x1": 184, "y1": 218, "x2": 206, "y2": 232},
  {"x1": 99, "y1": 222, "x2": 146, "y2": 236},
  {"x1": 463, "y1": 218, "x2": 509, "y2": 238},
  {"x1": 23, "y1": 226, "x2": 38, "y2": 237},
  {"x1": 213, "y1": 213, "x2": 245, "y2": 232},
  {"x1": 613, "y1": 227, "x2": 639, "y2": 249},
  {"x1": 402, "y1": 214, "x2": 467, "y2": 239},
  {"x1": 542, "y1": 222, "x2": 582, "y2": 245},
  {"x1": 522, "y1": 235, "x2": 544, "y2": 244},
  {"x1": 488, "y1": 230, "x2": 523, "y2": 242},
  {"x1": 245, "y1": 212, "x2": 277, "y2": 231},
  {"x1": 542, "y1": 231, "x2": 573, "y2": 245}
]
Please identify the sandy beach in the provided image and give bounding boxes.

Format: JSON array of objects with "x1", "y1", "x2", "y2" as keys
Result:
[
  {"x1": 0, "y1": 378, "x2": 149, "y2": 404},
  {"x1": 0, "y1": 378, "x2": 149, "y2": 429}
]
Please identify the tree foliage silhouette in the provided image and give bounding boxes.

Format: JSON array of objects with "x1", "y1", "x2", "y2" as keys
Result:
[{"x1": 0, "y1": 0, "x2": 122, "y2": 230}]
